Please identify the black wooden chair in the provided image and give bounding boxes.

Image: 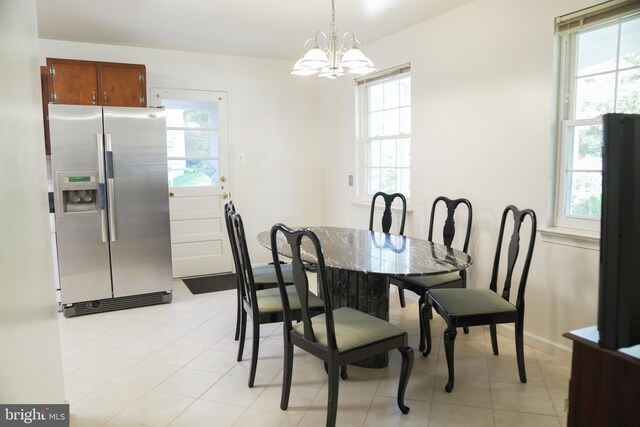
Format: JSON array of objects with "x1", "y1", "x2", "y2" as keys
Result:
[
  {"x1": 230, "y1": 211, "x2": 325, "y2": 388},
  {"x1": 224, "y1": 201, "x2": 294, "y2": 342},
  {"x1": 427, "y1": 205, "x2": 536, "y2": 392},
  {"x1": 270, "y1": 223, "x2": 414, "y2": 427},
  {"x1": 390, "y1": 196, "x2": 472, "y2": 356},
  {"x1": 368, "y1": 191, "x2": 408, "y2": 307}
]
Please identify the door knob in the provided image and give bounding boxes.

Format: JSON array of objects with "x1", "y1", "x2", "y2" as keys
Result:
[
  {"x1": 221, "y1": 192, "x2": 229, "y2": 199},
  {"x1": 220, "y1": 176, "x2": 227, "y2": 183},
  {"x1": 169, "y1": 192, "x2": 174, "y2": 197}
]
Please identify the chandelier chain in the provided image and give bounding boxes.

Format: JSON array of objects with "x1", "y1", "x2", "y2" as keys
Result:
[{"x1": 331, "y1": 0, "x2": 336, "y2": 36}]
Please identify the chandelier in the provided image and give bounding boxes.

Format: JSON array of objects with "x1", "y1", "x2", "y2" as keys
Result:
[{"x1": 292, "y1": 0, "x2": 375, "y2": 78}]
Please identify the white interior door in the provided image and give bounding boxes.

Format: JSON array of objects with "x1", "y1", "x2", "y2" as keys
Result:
[{"x1": 150, "y1": 88, "x2": 232, "y2": 278}]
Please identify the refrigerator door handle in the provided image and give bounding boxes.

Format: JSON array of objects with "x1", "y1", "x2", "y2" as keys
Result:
[
  {"x1": 105, "y1": 133, "x2": 117, "y2": 242},
  {"x1": 97, "y1": 134, "x2": 108, "y2": 243}
]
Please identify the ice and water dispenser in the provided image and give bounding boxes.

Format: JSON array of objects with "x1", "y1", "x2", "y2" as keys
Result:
[{"x1": 55, "y1": 172, "x2": 102, "y2": 216}]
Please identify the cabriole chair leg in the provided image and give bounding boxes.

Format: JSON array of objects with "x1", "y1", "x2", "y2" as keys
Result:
[
  {"x1": 444, "y1": 326, "x2": 457, "y2": 392},
  {"x1": 397, "y1": 346, "x2": 414, "y2": 414}
]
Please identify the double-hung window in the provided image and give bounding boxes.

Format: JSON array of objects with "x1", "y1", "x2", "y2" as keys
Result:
[
  {"x1": 357, "y1": 65, "x2": 411, "y2": 201},
  {"x1": 555, "y1": 1, "x2": 640, "y2": 231}
]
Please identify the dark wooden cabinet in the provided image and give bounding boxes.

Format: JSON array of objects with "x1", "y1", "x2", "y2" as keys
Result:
[
  {"x1": 564, "y1": 326, "x2": 640, "y2": 427},
  {"x1": 45, "y1": 58, "x2": 146, "y2": 107},
  {"x1": 40, "y1": 66, "x2": 51, "y2": 155}
]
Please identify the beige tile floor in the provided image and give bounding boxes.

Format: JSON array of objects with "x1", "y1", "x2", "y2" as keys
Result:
[{"x1": 60, "y1": 280, "x2": 571, "y2": 426}]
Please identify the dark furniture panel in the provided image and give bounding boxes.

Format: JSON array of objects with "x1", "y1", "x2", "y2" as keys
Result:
[{"x1": 564, "y1": 326, "x2": 640, "y2": 427}]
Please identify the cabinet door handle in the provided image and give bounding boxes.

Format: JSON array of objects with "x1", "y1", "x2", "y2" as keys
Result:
[
  {"x1": 103, "y1": 91, "x2": 108, "y2": 104},
  {"x1": 92, "y1": 91, "x2": 96, "y2": 105}
]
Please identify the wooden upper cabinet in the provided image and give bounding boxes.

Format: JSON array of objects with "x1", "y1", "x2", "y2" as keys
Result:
[
  {"x1": 46, "y1": 58, "x2": 146, "y2": 107},
  {"x1": 99, "y1": 65, "x2": 146, "y2": 107}
]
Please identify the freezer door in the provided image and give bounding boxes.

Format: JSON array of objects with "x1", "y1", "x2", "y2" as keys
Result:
[
  {"x1": 103, "y1": 106, "x2": 173, "y2": 297},
  {"x1": 49, "y1": 104, "x2": 113, "y2": 304}
]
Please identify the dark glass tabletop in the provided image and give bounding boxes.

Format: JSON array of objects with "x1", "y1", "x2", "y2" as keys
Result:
[{"x1": 257, "y1": 226, "x2": 472, "y2": 277}]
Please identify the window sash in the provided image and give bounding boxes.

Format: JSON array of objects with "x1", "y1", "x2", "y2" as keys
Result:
[
  {"x1": 554, "y1": 5, "x2": 640, "y2": 230},
  {"x1": 357, "y1": 69, "x2": 411, "y2": 201},
  {"x1": 555, "y1": 118, "x2": 603, "y2": 229}
]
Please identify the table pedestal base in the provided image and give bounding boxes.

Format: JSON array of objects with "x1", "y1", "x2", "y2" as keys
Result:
[{"x1": 321, "y1": 266, "x2": 390, "y2": 368}]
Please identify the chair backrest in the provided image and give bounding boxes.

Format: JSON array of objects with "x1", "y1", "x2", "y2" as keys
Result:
[
  {"x1": 427, "y1": 196, "x2": 473, "y2": 253},
  {"x1": 229, "y1": 211, "x2": 260, "y2": 314},
  {"x1": 270, "y1": 224, "x2": 338, "y2": 352},
  {"x1": 489, "y1": 205, "x2": 537, "y2": 313},
  {"x1": 224, "y1": 201, "x2": 242, "y2": 275},
  {"x1": 369, "y1": 192, "x2": 407, "y2": 235}
]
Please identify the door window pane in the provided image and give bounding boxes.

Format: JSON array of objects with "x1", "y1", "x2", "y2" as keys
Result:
[
  {"x1": 162, "y1": 97, "x2": 220, "y2": 188},
  {"x1": 163, "y1": 99, "x2": 218, "y2": 128},
  {"x1": 168, "y1": 159, "x2": 219, "y2": 187},
  {"x1": 167, "y1": 130, "x2": 219, "y2": 158}
]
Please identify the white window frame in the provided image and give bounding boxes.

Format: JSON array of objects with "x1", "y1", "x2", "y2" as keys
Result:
[
  {"x1": 553, "y1": 4, "x2": 640, "y2": 231},
  {"x1": 356, "y1": 65, "x2": 411, "y2": 203}
]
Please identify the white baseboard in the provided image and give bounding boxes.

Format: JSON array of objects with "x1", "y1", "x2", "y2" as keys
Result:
[{"x1": 493, "y1": 324, "x2": 573, "y2": 362}]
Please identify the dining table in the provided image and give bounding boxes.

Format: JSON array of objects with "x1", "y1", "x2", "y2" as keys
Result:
[{"x1": 257, "y1": 226, "x2": 472, "y2": 367}]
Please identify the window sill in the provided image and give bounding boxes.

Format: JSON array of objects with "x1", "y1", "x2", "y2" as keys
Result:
[{"x1": 538, "y1": 226, "x2": 599, "y2": 251}]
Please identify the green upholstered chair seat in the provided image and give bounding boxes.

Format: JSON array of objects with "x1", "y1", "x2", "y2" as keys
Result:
[
  {"x1": 256, "y1": 285, "x2": 323, "y2": 314},
  {"x1": 252, "y1": 263, "x2": 294, "y2": 284},
  {"x1": 292, "y1": 307, "x2": 406, "y2": 353},
  {"x1": 400, "y1": 271, "x2": 462, "y2": 289},
  {"x1": 428, "y1": 288, "x2": 516, "y2": 317}
]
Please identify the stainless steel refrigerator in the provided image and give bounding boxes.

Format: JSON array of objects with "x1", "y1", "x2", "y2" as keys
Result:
[{"x1": 49, "y1": 104, "x2": 172, "y2": 317}]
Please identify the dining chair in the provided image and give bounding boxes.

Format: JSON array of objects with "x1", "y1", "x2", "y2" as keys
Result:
[
  {"x1": 390, "y1": 196, "x2": 472, "y2": 356},
  {"x1": 427, "y1": 205, "x2": 537, "y2": 392},
  {"x1": 368, "y1": 191, "x2": 408, "y2": 307},
  {"x1": 230, "y1": 211, "x2": 324, "y2": 388},
  {"x1": 270, "y1": 223, "x2": 414, "y2": 427},
  {"x1": 224, "y1": 201, "x2": 294, "y2": 341}
]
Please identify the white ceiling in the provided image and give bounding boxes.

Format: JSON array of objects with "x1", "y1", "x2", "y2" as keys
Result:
[{"x1": 36, "y1": 0, "x2": 474, "y2": 60}]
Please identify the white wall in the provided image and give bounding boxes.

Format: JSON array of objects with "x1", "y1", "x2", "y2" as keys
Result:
[
  {"x1": 39, "y1": 40, "x2": 325, "y2": 262},
  {"x1": 0, "y1": 0, "x2": 65, "y2": 403},
  {"x1": 319, "y1": 0, "x2": 603, "y2": 355},
  {"x1": 37, "y1": 0, "x2": 607, "y2": 356}
]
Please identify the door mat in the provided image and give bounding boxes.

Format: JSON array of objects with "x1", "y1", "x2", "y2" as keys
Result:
[{"x1": 182, "y1": 274, "x2": 237, "y2": 295}]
